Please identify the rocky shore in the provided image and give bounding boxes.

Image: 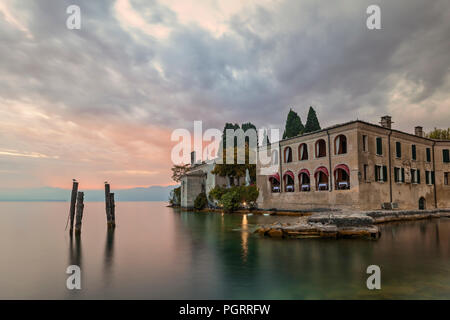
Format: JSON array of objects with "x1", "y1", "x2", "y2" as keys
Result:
[{"x1": 254, "y1": 209, "x2": 450, "y2": 240}]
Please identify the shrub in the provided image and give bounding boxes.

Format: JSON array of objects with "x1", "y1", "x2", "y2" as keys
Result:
[
  {"x1": 219, "y1": 188, "x2": 241, "y2": 213},
  {"x1": 241, "y1": 185, "x2": 259, "y2": 208},
  {"x1": 208, "y1": 186, "x2": 227, "y2": 202},
  {"x1": 214, "y1": 185, "x2": 259, "y2": 212},
  {"x1": 169, "y1": 186, "x2": 181, "y2": 206},
  {"x1": 194, "y1": 192, "x2": 207, "y2": 210}
]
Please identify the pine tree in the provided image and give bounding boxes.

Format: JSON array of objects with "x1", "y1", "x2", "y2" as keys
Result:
[
  {"x1": 304, "y1": 106, "x2": 321, "y2": 133},
  {"x1": 282, "y1": 108, "x2": 304, "y2": 139}
]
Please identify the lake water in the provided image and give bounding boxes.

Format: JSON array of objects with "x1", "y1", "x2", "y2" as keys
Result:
[{"x1": 0, "y1": 201, "x2": 449, "y2": 299}]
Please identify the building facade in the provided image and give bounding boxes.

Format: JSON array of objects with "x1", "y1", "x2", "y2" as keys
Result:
[
  {"x1": 256, "y1": 116, "x2": 450, "y2": 210},
  {"x1": 180, "y1": 161, "x2": 229, "y2": 209}
]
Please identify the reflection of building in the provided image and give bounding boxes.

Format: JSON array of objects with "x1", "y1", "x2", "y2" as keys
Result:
[{"x1": 257, "y1": 116, "x2": 450, "y2": 210}]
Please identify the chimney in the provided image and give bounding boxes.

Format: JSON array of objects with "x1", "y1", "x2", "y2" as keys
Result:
[
  {"x1": 190, "y1": 151, "x2": 196, "y2": 165},
  {"x1": 414, "y1": 126, "x2": 423, "y2": 137},
  {"x1": 380, "y1": 116, "x2": 393, "y2": 129}
]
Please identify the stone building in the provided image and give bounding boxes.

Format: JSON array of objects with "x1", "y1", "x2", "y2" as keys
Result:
[
  {"x1": 180, "y1": 153, "x2": 229, "y2": 208},
  {"x1": 256, "y1": 116, "x2": 450, "y2": 210}
]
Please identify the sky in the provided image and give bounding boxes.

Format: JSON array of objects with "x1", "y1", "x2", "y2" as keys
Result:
[{"x1": 0, "y1": 0, "x2": 449, "y2": 190}]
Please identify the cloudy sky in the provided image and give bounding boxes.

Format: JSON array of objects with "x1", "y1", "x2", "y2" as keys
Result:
[{"x1": 0, "y1": 0, "x2": 449, "y2": 189}]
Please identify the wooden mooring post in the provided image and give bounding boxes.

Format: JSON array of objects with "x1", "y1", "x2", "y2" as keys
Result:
[
  {"x1": 109, "y1": 193, "x2": 116, "y2": 228},
  {"x1": 69, "y1": 181, "x2": 79, "y2": 233},
  {"x1": 74, "y1": 192, "x2": 84, "y2": 235},
  {"x1": 105, "y1": 183, "x2": 115, "y2": 228}
]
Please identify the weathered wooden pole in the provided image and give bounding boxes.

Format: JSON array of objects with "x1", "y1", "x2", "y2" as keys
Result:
[
  {"x1": 69, "y1": 181, "x2": 79, "y2": 233},
  {"x1": 109, "y1": 193, "x2": 116, "y2": 228},
  {"x1": 105, "y1": 183, "x2": 112, "y2": 226},
  {"x1": 74, "y1": 192, "x2": 84, "y2": 235}
]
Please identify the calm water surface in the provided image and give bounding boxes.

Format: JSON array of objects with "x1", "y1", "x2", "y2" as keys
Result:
[{"x1": 0, "y1": 201, "x2": 449, "y2": 299}]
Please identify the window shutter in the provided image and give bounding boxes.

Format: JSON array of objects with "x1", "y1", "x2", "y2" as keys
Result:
[
  {"x1": 383, "y1": 166, "x2": 388, "y2": 182},
  {"x1": 417, "y1": 169, "x2": 420, "y2": 184},
  {"x1": 396, "y1": 142, "x2": 401, "y2": 158},
  {"x1": 376, "y1": 138, "x2": 382, "y2": 155},
  {"x1": 431, "y1": 171, "x2": 435, "y2": 184},
  {"x1": 394, "y1": 168, "x2": 398, "y2": 182},
  {"x1": 412, "y1": 145, "x2": 416, "y2": 160},
  {"x1": 443, "y1": 149, "x2": 450, "y2": 163},
  {"x1": 426, "y1": 148, "x2": 431, "y2": 162},
  {"x1": 426, "y1": 171, "x2": 429, "y2": 185},
  {"x1": 375, "y1": 165, "x2": 378, "y2": 181},
  {"x1": 401, "y1": 168, "x2": 405, "y2": 182}
]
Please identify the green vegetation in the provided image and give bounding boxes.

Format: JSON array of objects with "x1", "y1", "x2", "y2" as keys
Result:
[
  {"x1": 169, "y1": 186, "x2": 181, "y2": 206},
  {"x1": 426, "y1": 128, "x2": 450, "y2": 140},
  {"x1": 194, "y1": 192, "x2": 207, "y2": 210},
  {"x1": 262, "y1": 129, "x2": 270, "y2": 146},
  {"x1": 282, "y1": 108, "x2": 304, "y2": 139},
  {"x1": 212, "y1": 142, "x2": 256, "y2": 186},
  {"x1": 208, "y1": 186, "x2": 227, "y2": 202},
  {"x1": 213, "y1": 121, "x2": 257, "y2": 186},
  {"x1": 209, "y1": 185, "x2": 259, "y2": 213},
  {"x1": 171, "y1": 164, "x2": 189, "y2": 182},
  {"x1": 304, "y1": 106, "x2": 321, "y2": 133}
]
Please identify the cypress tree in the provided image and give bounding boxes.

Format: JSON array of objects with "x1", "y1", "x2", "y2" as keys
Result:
[
  {"x1": 282, "y1": 108, "x2": 304, "y2": 139},
  {"x1": 304, "y1": 106, "x2": 321, "y2": 133},
  {"x1": 262, "y1": 129, "x2": 270, "y2": 146}
]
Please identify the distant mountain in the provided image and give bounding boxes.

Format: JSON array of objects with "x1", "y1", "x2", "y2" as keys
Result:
[{"x1": 0, "y1": 185, "x2": 179, "y2": 202}]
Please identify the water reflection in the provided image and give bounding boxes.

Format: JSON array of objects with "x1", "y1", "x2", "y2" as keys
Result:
[
  {"x1": 68, "y1": 233, "x2": 82, "y2": 267},
  {"x1": 1, "y1": 202, "x2": 448, "y2": 299},
  {"x1": 241, "y1": 214, "x2": 248, "y2": 262},
  {"x1": 103, "y1": 229, "x2": 115, "y2": 287}
]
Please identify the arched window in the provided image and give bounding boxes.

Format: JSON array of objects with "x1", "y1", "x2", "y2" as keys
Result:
[
  {"x1": 334, "y1": 164, "x2": 350, "y2": 190},
  {"x1": 271, "y1": 150, "x2": 278, "y2": 165},
  {"x1": 298, "y1": 143, "x2": 308, "y2": 161},
  {"x1": 315, "y1": 139, "x2": 326, "y2": 158},
  {"x1": 298, "y1": 169, "x2": 311, "y2": 192},
  {"x1": 284, "y1": 147, "x2": 292, "y2": 163},
  {"x1": 314, "y1": 166, "x2": 329, "y2": 191},
  {"x1": 283, "y1": 171, "x2": 295, "y2": 192},
  {"x1": 269, "y1": 173, "x2": 280, "y2": 193},
  {"x1": 335, "y1": 135, "x2": 347, "y2": 155}
]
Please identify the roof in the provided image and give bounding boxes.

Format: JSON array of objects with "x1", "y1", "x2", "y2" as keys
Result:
[{"x1": 278, "y1": 119, "x2": 449, "y2": 145}]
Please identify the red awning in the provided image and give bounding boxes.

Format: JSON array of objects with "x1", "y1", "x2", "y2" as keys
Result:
[
  {"x1": 283, "y1": 170, "x2": 295, "y2": 180},
  {"x1": 298, "y1": 168, "x2": 310, "y2": 176},
  {"x1": 334, "y1": 164, "x2": 350, "y2": 176},
  {"x1": 269, "y1": 173, "x2": 280, "y2": 182},
  {"x1": 314, "y1": 166, "x2": 329, "y2": 177}
]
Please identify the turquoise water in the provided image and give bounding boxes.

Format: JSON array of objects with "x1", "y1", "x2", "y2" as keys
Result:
[{"x1": 0, "y1": 201, "x2": 448, "y2": 299}]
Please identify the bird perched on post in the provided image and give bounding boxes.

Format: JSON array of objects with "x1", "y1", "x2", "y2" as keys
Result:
[
  {"x1": 104, "y1": 181, "x2": 108, "y2": 184},
  {"x1": 72, "y1": 179, "x2": 77, "y2": 182}
]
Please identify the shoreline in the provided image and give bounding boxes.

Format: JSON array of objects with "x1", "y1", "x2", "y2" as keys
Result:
[
  {"x1": 170, "y1": 204, "x2": 450, "y2": 240},
  {"x1": 254, "y1": 208, "x2": 450, "y2": 240}
]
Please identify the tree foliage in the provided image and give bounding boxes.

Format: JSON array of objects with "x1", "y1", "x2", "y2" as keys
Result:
[
  {"x1": 282, "y1": 108, "x2": 304, "y2": 139},
  {"x1": 304, "y1": 106, "x2": 321, "y2": 133},
  {"x1": 212, "y1": 142, "x2": 256, "y2": 186},
  {"x1": 194, "y1": 192, "x2": 207, "y2": 210},
  {"x1": 171, "y1": 164, "x2": 189, "y2": 182},
  {"x1": 426, "y1": 128, "x2": 450, "y2": 140},
  {"x1": 168, "y1": 186, "x2": 181, "y2": 206},
  {"x1": 221, "y1": 122, "x2": 240, "y2": 149},
  {"x1": 262, "y1": 129, "x2": 270, "y2": 146},
  {"x1": 210, "y1": 185, "x2": 259, "y2": 212}
]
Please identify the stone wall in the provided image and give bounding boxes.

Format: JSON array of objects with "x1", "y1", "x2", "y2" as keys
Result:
[{"x1": 256, "y1": 120, "x2": 450, "y2": 211}]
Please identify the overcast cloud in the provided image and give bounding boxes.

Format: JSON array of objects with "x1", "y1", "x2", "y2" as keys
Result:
[{"x1": 0, "y1": 0, "x2": 449, "y2": 189}]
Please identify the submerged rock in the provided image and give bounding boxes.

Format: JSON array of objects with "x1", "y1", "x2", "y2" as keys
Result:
[{"x1": 254, "y1": 213, "x2": 380, "y2": 240}]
